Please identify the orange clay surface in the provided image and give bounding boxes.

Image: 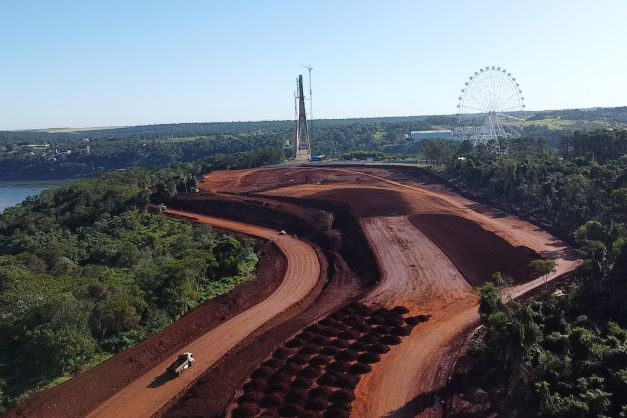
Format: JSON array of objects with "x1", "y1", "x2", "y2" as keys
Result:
[
  {"x1": 86, "y1": 210, "x2": 320, "y2": 418},
  {"x1": 199, "y1": 166, "x2": 579, "y2": 417}
]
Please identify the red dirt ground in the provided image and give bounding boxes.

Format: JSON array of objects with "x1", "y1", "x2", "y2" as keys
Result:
[
  {"x1": 6, "y1": 236, "x2": 286, "y2": 418},
  {"x1": 410, "y1": 213, "x2": 541, "y2": 285},
  {"x1": 8, "y1": 165, "x2": 580, "y2": 418},
  {"x1": 86, "y1": 212, "x2": 320, "y2": 418},
  {"x1": 193, "y1": 165, "x2": 579, "y2": 418}
]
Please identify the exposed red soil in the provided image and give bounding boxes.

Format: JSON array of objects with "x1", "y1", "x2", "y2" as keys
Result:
[
  {"x1": 9, "y1": 164, "x2": 581, "y2": 418},
  {"x1": 86, "y1": 212, "x2": 321, "y2": 418},
  {"x1": 410, "y1": 213, "x2": 541, "y2": 286},
  {"x1": 159, "y1": 251, "x2": 367, "y2": 417},
  {"x1": 226, "y1": 303, "x2": 423, "y2": 418},
  {"x1": 6, "y1": 237, "x2": 286, "y2": 418}
]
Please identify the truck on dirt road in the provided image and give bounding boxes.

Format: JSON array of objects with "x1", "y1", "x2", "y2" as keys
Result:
[{"x1": 167, "y1": 352, "x2": 195, "y2": 377}]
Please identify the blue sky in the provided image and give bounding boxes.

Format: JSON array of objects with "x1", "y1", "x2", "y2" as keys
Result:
[{"x1": 1, "y1": 0, "x2": 626, "y2": 130}]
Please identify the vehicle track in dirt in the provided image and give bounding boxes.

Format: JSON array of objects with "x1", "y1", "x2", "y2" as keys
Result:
[
  {"x1": 10, "y1": 165, "x2": 580, "y2": 418},
  {"x1": 86, "y1": 210, "x2": 321, "y2": 418},
  {"x1": 224, "y1": 165, "x2": 580, "y2": 417}
]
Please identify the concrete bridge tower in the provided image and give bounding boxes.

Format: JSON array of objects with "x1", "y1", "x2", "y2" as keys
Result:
[{"x1": 294, "y1": 74, "x2": 312, "y2": 161}]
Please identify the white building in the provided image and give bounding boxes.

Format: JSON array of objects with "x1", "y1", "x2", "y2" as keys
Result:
[{"x1": 410, "y1": 130, "x2": 454, "y2": 142}]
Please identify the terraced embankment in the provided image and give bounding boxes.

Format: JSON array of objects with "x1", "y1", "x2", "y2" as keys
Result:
[
  {"x1": 86, "y1": 212, "x2": 321, "y2": 418},
  {"x1": 9, "y1": 165, "x2": 580, "y2": 418}
]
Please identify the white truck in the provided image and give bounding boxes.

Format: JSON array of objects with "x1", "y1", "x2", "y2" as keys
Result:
[{"x1": 167, "y1": 352, "x2": 195, "y2": 377}]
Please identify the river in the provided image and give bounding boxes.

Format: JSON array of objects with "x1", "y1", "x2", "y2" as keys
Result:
[{"x1": 0, "y1": 180, "x2": 67, "y2": 213}]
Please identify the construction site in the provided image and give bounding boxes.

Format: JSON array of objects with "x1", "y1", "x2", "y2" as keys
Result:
[{"x1": 8, "y1": 164, "x2": 580, "y2": 418}]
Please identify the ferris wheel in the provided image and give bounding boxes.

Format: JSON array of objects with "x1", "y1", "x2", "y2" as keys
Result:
[{"x1": 457, "y1": 66, "x2": 525, "y2": 145}]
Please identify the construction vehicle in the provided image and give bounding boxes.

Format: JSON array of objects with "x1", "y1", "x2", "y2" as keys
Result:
[{"x1": 167, "y1": 352, "x2": 195, "y2": 377}]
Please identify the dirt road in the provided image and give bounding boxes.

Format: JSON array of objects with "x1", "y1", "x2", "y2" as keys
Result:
[
  {"x1": 200, "y1": 165, "x2": 580, "y2": 418},
  {"x1": 352, "y1": 215, "x2": 578, "y2": 418},
  {"x1": 87, "y1": 209, "x2": 320, "y2": 418}
]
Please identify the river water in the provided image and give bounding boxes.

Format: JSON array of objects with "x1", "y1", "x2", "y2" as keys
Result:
[{"x1": 0, "y1": 180, "x2": 67, "y2": 213}]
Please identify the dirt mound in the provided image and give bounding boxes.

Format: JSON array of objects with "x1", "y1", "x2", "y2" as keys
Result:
[
  {"x1": 308, "y1": 187, "x2": 414, "y2": 216},
  {"x1": 410, "y1": 213, "x2": 541, "y2": 285},
  {"x1": 227, "y1": 304, "x2": 424, "y2": 417}
]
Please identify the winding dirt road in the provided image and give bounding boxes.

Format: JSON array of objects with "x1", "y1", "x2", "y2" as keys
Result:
[
  {"x1": 203, "y1": 165, "x2": 580, "y2": 418},
  {"x1": 87, "y1": 210, "x2": 320, "y2": 418}
]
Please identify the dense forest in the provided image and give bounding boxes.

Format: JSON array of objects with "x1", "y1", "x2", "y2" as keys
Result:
[
  {"x1": 2, "y1": 107, "x2": 626, "y2": 180},
  {"x1": 0, "y1": 148, "x2": 285, "y2": 412},
  {"x1": 434, "y1": 132, "x2": 627, "y2": 417}
]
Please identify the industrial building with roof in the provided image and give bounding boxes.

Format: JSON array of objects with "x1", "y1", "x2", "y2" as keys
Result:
[{"x1": 410, "y1": 129, "x2": 454, "y2": 142}]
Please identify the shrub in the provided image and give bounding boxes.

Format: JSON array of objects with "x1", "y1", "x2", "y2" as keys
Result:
[
  {"x1": 327, "y1": 361, "x2": 349, "y2": 373},
  {"x1": 329, "y1": 389, "x2": 355, "y2": 403},
  {"x1": 336, "y1": 350, "x2": 358, "y2": 361},
  {"x1": 349, "y1": 363, "x2": 372, "y2": 374},
  {"x1": 321, "y1": 346, "x2": 339, "y2": 356},
  {"x1": 339, "y1": 329, "x2": 361, "y2": 340},
  {"x1": 288, "y1": 354, "x2": 308, "y2": 365},
  {"x1": 320, "y1": 327, "x2": 340, "y2": 337},
  {"x1": 381, "y1": 335, "x2": 401, "y2": 345},
  {"x1": 335, "y1": 374, "x2": 359, "y2": 389},
  {"x1": 367, "y1": 342, "x2": 390, "y2": 354},
  {"x1": 300, "y1": 344, "x2": 322, "y2": 355},
  {"x1": 390, "y1": 306, "x2": 410, "y2": 315},
  {"x1": 232, "y1": 404, "x2": 261, "y2": 418},
  {"x1": 272, "y1": 347, "x2": 292, "y2": 359},
  {"x1": 244, "y1": 379, "x2": 268, "y2": 392},
  {"x1": 373, "y1": 325, "x2": 392, "y2": 335},
  {"x1": 286, "y1": 337, "x2": 306, "y2": 348},
  {"x1": 296, "y1": 330, "x2": 315, "y2": 341},
  {"x1": 298, "y1": 366, "x2": 322, "y2": 379},
  {"x1": 367, "y1": 316, "x2": 385, "y2": 325},
  {"x1": 391, "y1": 326, "x2": 411, "y2": 336},
  {"x1": 259, "y1": 393, "x2": 284, "y2": 407},
  {"x1": 347, "y1": 302, "x2": 369, "y2": 314},
  {"x1": 358, "y1": 334, "x2": 379, "y2": 344},
  {"x1": 320, "y1": 318, "x2": 341, "y2": 327},
  {"x1": 267, "y1": 383, "x2": 290, "y2": 394},
  {"x1": 310, "y1": 335, "x2": 330, "y2": 345},
  {"x1": 330, "y1": 338, "x2": 350, "y2": 348},
  {"x1": 358, "y1": 352, "x2": 381, "y2": 364},
  {"x1": 278, "y1": 363, "x2": 301, "y2": 376},
  {"x1": 251, "y1": 366, "x2": 274, "y2": 379},
  {"x1": 279, "y1": 404, "x2": 304, "y2": 417},
  {"x1": 329, "y1": 312, "x2": 347, "y2": 321},
  {"x1": 268, "y1": 374, "x2": 290, "y2": 385},
  {"x1": 318, "y1": 372, "x2": 339, "y2": 386},
  {"x1": 285, "y1": 389, "x2": 307, "y2": 404},
  {"x1": 383, "y1": 315, "x2": 405, "y2": 327},
  {"x1": 239, "y1": 391, "x2": 264, "y2": 403},
  {"x1": 349, "y1": 341, "x2": 369, "y2": 351},
  {"x1": 309, "y1": 386, "x2": 333, "y2": 398},
  {"x1": 405, "y1": 314, "x2": 429, "y2": 325},
  {"x1": 305, "y1": 398, "x2": 329, "y2": 411},
  {"x1": 310, "y1": 355, "x2": 331, "y2": 366},
  {"x1": 306, "y1": 323, "x2": 325, "y2": 334},
  {"x1": 352, "y1": 321, "x2": 370, "y2": 333},
  {"x1": 291, "y1": 377, "x2": 314, "y2": 389},
  {"x1": 325, "y1": 406, "x2": 350, "y2": 417},
  {"x1": 262, "y1": 358, "x2": 284, "y2": 368}
]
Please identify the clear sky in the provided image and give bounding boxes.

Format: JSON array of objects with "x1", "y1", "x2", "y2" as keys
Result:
[{"x1": 1, "y1": 0, "x2": 626, "y2": 130}]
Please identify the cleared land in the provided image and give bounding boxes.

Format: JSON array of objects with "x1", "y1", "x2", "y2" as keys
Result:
[
  {"x1": 86, "y1": 212, "x2": 320, "y2": 418},
  {"x1": 9, "y1": 165, "x2": 579, "y2": 418}
]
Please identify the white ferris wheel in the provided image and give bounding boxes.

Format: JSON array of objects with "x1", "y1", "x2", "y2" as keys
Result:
[{"x1": 457, "y1": 66, "x2": 525, "y2": 145}]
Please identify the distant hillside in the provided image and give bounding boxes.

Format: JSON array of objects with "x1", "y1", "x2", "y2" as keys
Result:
[{"x1": 0, "y1": 106, "x2": 626, "y2": 180}]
